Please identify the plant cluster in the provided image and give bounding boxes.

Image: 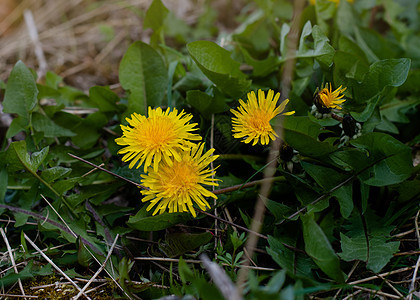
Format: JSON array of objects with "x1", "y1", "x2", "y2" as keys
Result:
[{"x1": 1, "y1": 0, "x2": 420, "y2": 299}]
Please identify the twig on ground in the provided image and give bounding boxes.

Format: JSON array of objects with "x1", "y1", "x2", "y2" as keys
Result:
[
  {"x1": 133, "y1": 256, "x2": 277, "y2": 271},
  {"x1": 0, "y1": 228, "x2": 27, "y2": 299},
  {"x1": 351, "y1": 285, "x2": 400, "y2": 299},
  {"x1": 0, "y1": 294, "x2": 37, "y2": 299},
  {"x1": 23, "y1": 233, "x2": 90, "y2": 300},
  {"x1": 39, "y1": 195, "x2": 132, "y2": 300},
  {"x1": 408, "y1": 209, "x2": 420, "y2": 300},
  {"x1": 348, "y1": 266, "x2": 415, "y2": 285},
  {"x1": 73, "y1": 234, "x2": 119, "y2": 299},
  {"x1": 67, "y1": 153, "x2": 145, "y2": 188}
]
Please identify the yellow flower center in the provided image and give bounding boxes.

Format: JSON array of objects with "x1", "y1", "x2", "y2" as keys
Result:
[
  {"x1": 141, "y1": 116, "x2": 176, "y2": 150},
  {"x1": 320, "y1": 91, "x2": 334, "y2": 107},
  {"x1": 247, "y1": 110, "x2": 272, "y2": 134},
  {"x1": 162, "y1": 161, "x2": 199, "y2": 195}
]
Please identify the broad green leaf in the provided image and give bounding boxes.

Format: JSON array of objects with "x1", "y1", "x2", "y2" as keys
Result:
[
  {"x1": 187, "y1": 41, "x2": 251, "y2": 98},
  {"x1": 32, "y1": 112, "x2": 76, "y2": 137},
  {"x1": 127, "y1": 206, "x2": 191, "y2": 231},
  {"x1": 5, "y1": 116, "x2": 27, "y2": 139},
  {"x1": 301, "y1": 162, "x2": 353, "y2": 218},
  {"x1": 45, "y1": 71, "x2": 63, "y2": 89},
  {"x1": 41, "y1": 166, "x2": 72, "y2": 183},
  {"x1": 3, "y1": 61, "x2": 38, "y2": 125},
  {"x1": 301, "y1": 214, "x2": 345, "y2": 283},
  {"x1": 70, "y1": 112, "x2": 108, "y2": 149},
  {"x1": 349, "y1": 58, "x2": 411, "y2": 122},
  {"x1": 143, "y1": 0, "x2": 169, "y2": 31},
  {"x1": 265, "y1": 199, "x2": 294, "y2": 222},
  {"x1": 339, "y1": 211, "x2": 400, "y2": 273},
  {"x1": 119, "y1": 41, "x2": 168, "y2": 115},
  {"x1": 6, "y1": 141, "x2": 48, "y2": 173},
  {"x1": 350, "y1": 133, "x2": 412, "y2": 186},
  {"x1": 158, "y1": 232, "x2": 212, "y2": 257},
  {"x1": 283, "y1": 116, "x2": 336, "y2": 157},
  {"x1": 89, "y1": 86, "x2": 120, "y2": 112},
  {"x1": 354, "y1": 58, "x2": 411, "y2": 102},
  {"x1": 186, "y1": 90, "x2": 230, "y2": 117},
  {"x1": 380, "y1": 98, "x2": 420, "y2": 124},
  {"x1": 240, "y1": 46, "x2": 279, "y2": 77},
  {"x1": 266, "y1": 235, "x2": 315, "y2": 281}
]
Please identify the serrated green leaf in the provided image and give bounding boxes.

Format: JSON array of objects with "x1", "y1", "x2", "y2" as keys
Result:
[
  {"x1": 119, "y1": 41, "x2": 168, "y2": 115},
  {"x1": 339, "y1": 210, "x2": 400, "y2": 273},
  {"x1": 3, "y1": 61, "x2": 38, "y2": 125},
  {"x1": 301, "y1": 214, "x2": 345, "y2": 283},
  {"x1": 187, "y1": 41, "x2": 251, "y2": 98},
  {"x1": 6, "y1": 141, "x2": 49, "y2": 173}
]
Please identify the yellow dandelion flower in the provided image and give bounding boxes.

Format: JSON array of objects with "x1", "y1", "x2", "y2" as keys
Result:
[
  {"x1": 309, "y1": 0, "x2": 354, "y2": 5},
  {"x1": 231, "y1": 89, "x2": 295, "y2": 146},
  {"x1": 317, "y1": 84, "x2": 346, "y2": 110},
  {"x1": 140, "y1": 143, "x2": 220, "y2": 217},
  {"x1": 115, "y1": 107, "x2": 201, "y2": 172}
]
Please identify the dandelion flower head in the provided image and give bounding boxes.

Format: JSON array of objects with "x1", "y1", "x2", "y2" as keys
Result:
[
  {"x1": 309, "y1": 0, "x2": 354, "y2": 5},
  {"x1": 115, "y1": 107, "x2": 201, "y2": 172},
  {"x1": 317, "y1": 84, "x2": 346, "y2": 110},
  {"x1": 231, "y1": 89, "x2": 295, "y2": 146},
  {"x1": 140, "y1": 143, "x2": 219, "y2": 217}
]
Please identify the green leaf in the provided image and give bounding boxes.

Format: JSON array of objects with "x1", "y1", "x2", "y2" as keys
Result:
[
  {"x1": 186, "y1": 89, "x2": 230, "y2": 117},
  {"x1": 265, "y1": 199, "x2": 294, "y2": 222},
  {"x1": 89, "y1": 86, "x2": 120, "y2": 113},
  {"x1": 266, "y1": 235, "x2": 315, "y2": 281},
  {"x1": 6, "y1": 141, "x2": 49, "y2": 173},
  {"x1": 32, "y1": 112, "x2": 76, "y2": 137},
  {"x1": 127, "y1": 206, "x2": 191, "y2": 231},
  {"x1": 301, "y1": 214, "x2": 345, "y2": 283},
  {"x1": 301, "y1": 162, "x2": 353, "y2": 218},
  {"x1": 339, "y1": 210, "x2": 400, "y2": 273},
  {"x1": 6, "y1": 116, "x2": 28, "y2": 139},
  {"x1": 119, "y1": 41, "x2": 168, "y2": 115},
  {"x1": 355, "y1": 58, "x2": 411, "y2": 102},
  {"x1": 158, "y1": 232, "x2": 212, "y2": 257},
  {"x1": 41, "y1": 166, "x2": 72, "y2": 183},
  {"x1": 240, "y1": 47, "x2": 279, "y2": 77},
  {"x1": 187, "y1": 41, "x2": 251, "y2": 98},
  {"x1": 0, "y1": 168, "x2": 7, "y2": 202},
  {"x1": 350, "y1": 133, "x2": 413, "y2": 186},
  {"x1": 45, "y1": 71, "x2": 63, "y2": 89},
  {"x1": 143, "y1": 0, "x2": 169, "y2": 31},
  {"x1": 283, "y1": 116, "x2": 336, "y2": 157},
  {"x1": 3, "y1": 61, "x2": 38, "y2": 125},
  {"x1": 283, "y1": 22, "x2": 334, "y2": 68}
]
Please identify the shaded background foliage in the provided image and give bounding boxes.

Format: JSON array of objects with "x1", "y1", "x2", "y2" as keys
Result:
[{"x1": 0, "y1": 0, "x2": 420, "y2": 299}]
